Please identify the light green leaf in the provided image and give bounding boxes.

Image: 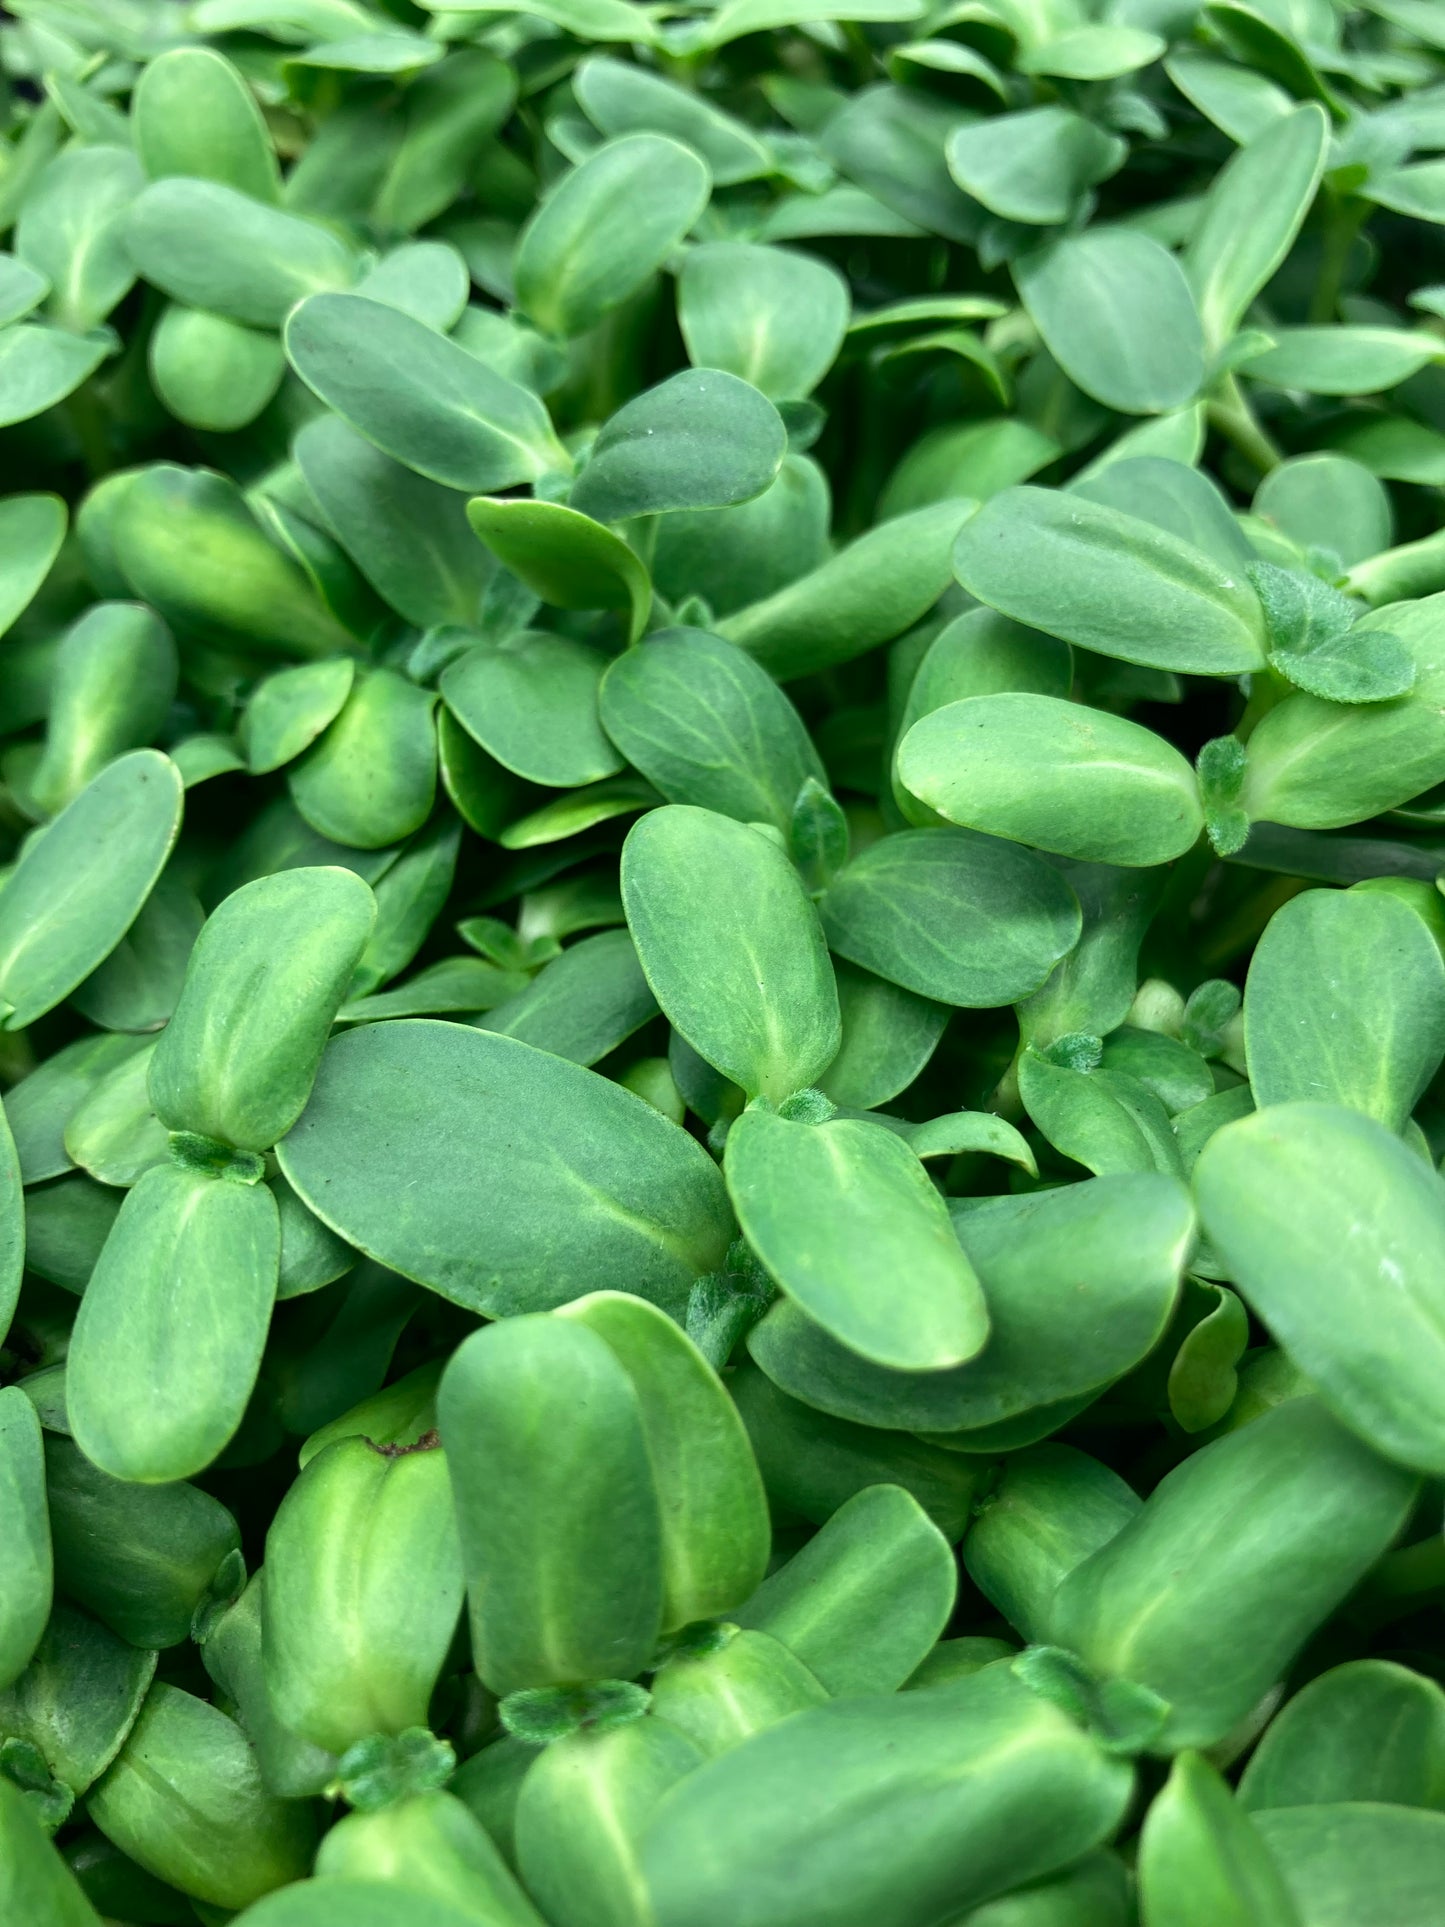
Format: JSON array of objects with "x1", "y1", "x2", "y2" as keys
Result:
[
  {"x1": 1240, "y1": 1660, "x2": 1445, "y2": 1812},
  {"x1": 443, "y1": 632, "x2": 620, "y2": 789},
  {"x1": 466, "y1": 498, "x2": 652, "y2": 643},
  {"x1": 476, "y1": 929, "x2": 654, "y2": 1066},
  {"x1": 560, "y1": 1291, "x2": 769, "y2": 1630},
  {"x1": 817, "y1": 961, "x2": 947, "y2": 1111},
  {"x1": 571, "y1": 369, "x2": 785, "y2": 524},
  {"x1": 109, "y1": 465, "x2": 355, "y2": 659},
  {"x1": 285, "y1": 293, "x2": 564, "y2": 493},
  {"x1": 0, "y1": 1390, "x2": 50, "y2": 1692},
  {"x1": 599, "y1": 626, "x2": 826, "y2": 832},
  {"x1": 0, "y1": 1773, "x2": 98, "y2": 1924},
  {"x1": 288, "y1": 671, "x2": 438, "y2": 851},
  {"x1": 575, "y1": 56, "x2": 771, "y2": 185},
  {"x1": 735, "y1": 1484, "x2": 956, "y2": 1696},
  {"x1": 719, "y1": 500, "x2": 973, "y2": 681},
  {"x1": 751, "y1": 1173, "x2": 1191, "y2": 1434},
  {"x1": 1182, "y1": 103, "x2": 1329, "y2": 351},
  {"x1": 0, "y1": 324, "x2": 109, "y2": 428},
  {"x1": 296, "y1": 416, "x2": 492, "y2": 631},
  {"x1": 131, "y1": 46, "x2": 280, "y2": 203},
  {"x1": 1256, "y1": 1804, "x2": 1445, "y2": 1927},
  {"x1": 1048, "y1": 1396, "x2": 1418, "y2": 1750},
  {"x1": 946, "y1": 106, "x2": 1125, "y2": 227},
  {"x1": 16, "y1": 144, "x2": 146, "y2": 333},
  {"x1": 1253, "y1": 454, "x2": 1392, "y2": 569},
  {"x1": 125, "y1": 178, "x2": 356, "y2": 328},
  {"x1": 1244, "y1": 888, "x2": 1445, "y2": 1131},
  {"x1": 414, "y1": 0, "x2": 661, "y2": 40},
  {"x1": 1246, "y1": 325, "x2": 1440, "y2": 394},
  {"x1": 953, "y1": 486, "x2": 1269, "y2": 675},
  {"x1": 677, "y1": 242, "x2": 850, "y2": 398},
  {"x1": 243, "y1": 659, "x2": 356, "y2": 776},
  {"x1": 1014, "y1": 229, "x2": 1205, "y2": 415},
  {"x1": 0, "y1": 495, "x2": 65, "y2": 640},
  {"x1": 262, "y1": 1434, "x2": 461, "y2": 1755},
  {"x1": 1196, "y1": 1101, "x2": 1445, "y2": 1475},
  {"x1": 1020, "y1": 23, "x2": 1165, "y2": 76},
  {"x1": 514, "y1": 135, "x2": 710, "y2": 340},
  {"x1": 641, "y1": 1667, "x2": 1132, "y2": 1927},
  {"x1": 438, "y1": 1315, "x2": 664, "y2": 1695},
  {"x1": 1138, "y1": 1752, "x2": 1302, "y2": 1927}
]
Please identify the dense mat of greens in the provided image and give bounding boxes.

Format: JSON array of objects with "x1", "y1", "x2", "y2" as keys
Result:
[{"x1": 3, "y1": 0, "x2": 1445, "y2": 1921}]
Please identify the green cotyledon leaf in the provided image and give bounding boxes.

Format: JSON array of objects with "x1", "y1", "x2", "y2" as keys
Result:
[
  {"x1": 676, "y1": 241, "x2": 851, "y2": 399},
  {"x1": 1195, "y1": 1101, "x2": 1445, "y2": 1476},
  {"x1": 0, "y1": 1777, "x2": 105, "y2": 1927},
  {"x1": 131, "y1": 46, "x2": 281, "y2": 203},
  {"x1": 0, "y1": 1389, "x2": 51, "y2": 1694},
  {"x1": 725, "y1": 1099, "x2": 989, "y2": 1372},
  {"x1": 148, "y1": 866, "x2": 376, "y2": 1155},
  {"x1": 277, "y1": 1020, "x2": 732, "y2": 1318},
  {"x1": 1243, "y1": 887, "x2": 1445, "y2": 1132},
  {"x1": 513, "y1": 134, "x2": 710, "y2": 339},
  {"x1": 86, "y1": 1684, "x2": 316, "y2": 1911},
  {"x1": 1045, "y1": 1396, "x2": 1418, "y2": 1751},
  {"x1": 1254, "y1": 1805, "x2": 1445, "y2": 1927},
  {"x1": 953, "y1": 487, "x2": 1269, "y2": 677},
  {"x1": 1014, "y1": 228, "x2": 1205, "y2": 415},
  {"x1": 621, "y1": 804, "x2": 840, "y2": 1104},
  {"x1": 748, "y1": 1172, "x2": 1192, "y2": 1434},
  {"x1": 599, "y1": 627, "x2": 827, "y2": 832},
  {"x1": 819, "y1": 827, "x2": 1081, "y2": 1008},
  {"x1": 898, "y1": 693, "x2": 1204, "y2": 866},
  {"x1": 1239, "y1": 1660, "x2": 1445, "y2": 1812},
  {"x1": 640, "y1": 1666, "x2": 1134, "y2": 1927},
  {"x1": 65, "y1": 1166, "x2": 280, "y2": 1485},
  {"x1": 558, "y1": 1291, "x2": 769, "y2": 1631},
  {"x1": 438, "y1": 1315, "x2": 664, "y2": 1696},
  {"x1": 734, "y1": 1484, "x2": 957, "y2": 1697},
  {"x1": 286, "y1": 293, "x2": 567, "y2": 493},
  {"x1": 313, "y1": 1791, "x2": 543, "y2": 1926},
  {"x1": 262, "y1": 1435, "x2": 462, "y2": 1756},
  {"x1": 126, "y1": 177, "x2": 356, "y2": 327},
  {"x1": 569, "y1": 369, "x2": 786, "y2": 524},
  {"x1": 1138, "y1": 1752, "x2": 1302, "y2": 1927},
  {"x1": 0, "y1": 752, "x2": 183, "y2": 1033}
]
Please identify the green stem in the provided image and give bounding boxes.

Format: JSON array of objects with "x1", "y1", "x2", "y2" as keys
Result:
[
  {"x1": 65, "y1": 380, "x2": 111, "y2": 480},
  {"x1": 1234, "y1": 665, "x2": 1292, "y2": 745},
  {"x1": 1309, "y1": 193, "x2": 1367, "y2": 326},
  {"x1": 1207, "y1": 373, "x2": 1282, "y2": 476},
  {"x1": 1346, "y1": 525, "x2": 1445, "y2": 606}
]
